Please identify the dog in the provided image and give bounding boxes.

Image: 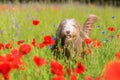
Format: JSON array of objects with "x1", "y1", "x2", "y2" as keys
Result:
[{"x1": 52, "y1": 14, "x2": 98, "y2": 59}]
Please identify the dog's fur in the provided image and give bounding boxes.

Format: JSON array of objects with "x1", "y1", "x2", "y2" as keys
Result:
[{"x1": 52, "y1": 14, "x2": 98, "y2": 59}]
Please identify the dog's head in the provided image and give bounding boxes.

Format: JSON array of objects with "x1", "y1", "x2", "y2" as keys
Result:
[{"x1": 57, "y1": 19, "x2": 81, "y2": 44}]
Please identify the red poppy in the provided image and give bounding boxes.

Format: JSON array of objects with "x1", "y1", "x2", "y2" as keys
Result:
[
  {"x1": 17, "y1": 40, "x2": 25, "y2": 45},
  {"x1": 93, "y1": 39, "x2": 102, "y2": 48},
  {"x1": 43, "y1": 35, "x2": 55, "y2": 46},
  {"x1": 74, "y1": 62, "x2": 85, "y2": 74},
  {"x1": 103, "y1": 60, "x2": 120, "y2": 80},
  {"x1": 87, "y1": 48, "x2": 92, "y2": 54},
  {"x1": 52, "y1": 76, "x2": 65, "y2": 80},
  {"x1": 5, "y1": 41, "x2": 14, "y2": 49},
  {"x1": 0, "y1": 43, "x2": 4, "y2": 50},
  {"x1": 32, "y1": 19, "x2": 40, "y2": 26},
  {"x1": 0, "y1": 62, "x2": 11, "y2": 80},
  {"x1": 50, "y1": 60, "x2": 64, "y2": 76},
  {"x1": 33, "y1": 56, "x2": 47, "y2": 67},
  {"x1": 37, "y1": 43, "x2": 46, "y2": 48},
  {"x1": 70, "y1": 74, "x2": 77, "y2": 80},
  {"x1": 85, "y1": 38, "x2": 92, "y2": 45},
  {"x1": 115, "y1": 52, "x2": 120, "y2": 59},
  {"x1": 96, "y1": 76, "x2": 101, "y2": 80},
  {"x1": 84, "y1": 76, "x2": 93, "y2": 80},
  {"x1": 5, "y1": 43, "x2": 12, "y2": 49},
  {"x1": 66, "y1": 67, "x2": 71, "y2": 75},
  {"x1": 32, "y1": 38, "x2": 37, "y2": 47},
  {"x1": 19, "y1": 44, "x2": 31, "y2": 56},
  {"x1": 108, "y1": 27, "x2": 115, "y2": 32}
]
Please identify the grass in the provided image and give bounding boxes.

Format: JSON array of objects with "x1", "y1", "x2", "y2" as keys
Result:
[{"x1": 0, "y1": 2, "x2": 120, "y2": 80}]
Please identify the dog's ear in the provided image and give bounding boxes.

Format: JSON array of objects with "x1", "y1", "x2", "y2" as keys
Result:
[{"x1": 81, "y1": 14, "x2": 98, "y2": 39}]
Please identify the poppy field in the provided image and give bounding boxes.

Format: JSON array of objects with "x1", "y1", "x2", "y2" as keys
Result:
[{"x1": 0, "y1": 3, "x2": 120, "y2": 80}]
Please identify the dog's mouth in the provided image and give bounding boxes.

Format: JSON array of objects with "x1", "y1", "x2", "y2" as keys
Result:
[
  {"x1": 65, "y1": 35, "x2": 72, "y2": 40},
  {"x1": 66, "y1": 35, "x2": 71, "y2": 39}
]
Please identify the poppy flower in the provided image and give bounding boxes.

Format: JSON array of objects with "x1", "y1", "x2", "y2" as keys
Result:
[
  {"x1": 17, "y1": 40, "x2": 25, "y2": 45},
  {"x1": 84, "y1": 76, "x2": 93, "y2": 80},
  {"x1": 32, "y1": 19, "x2": 40, "y2": 26},
  {"x1": 66, "y1": 67, "x2": 71, "y2": 75},
  {"x1": 115, "y1": 52, "x2": 120, "y2": 59},
  {"x1": 0, "y1": 62, "x2": 11, "y2": 80},
  {"x1": 5, "y1": 43, "x2": 12, "y2": 49},
  {"x1": 37, "y1": 43, "x2": 46, "y2": 48},
  {"x1": 96, "y1": 76, "x2": 101, "y2": 80},
  {"x1": 43, "y1": 35, "x2": 55, "y2": 46},
  {"x1": 52, "y1": 76, "x2": 65, "y2": 80},
  {"x1": 85, "y1": 38, "x2": 92, "y2": 45},
  {"x1": 103, "y1": 60, "x2": 120, "y2": 80},
  {"x1": 32, "y1": 38, "x2": 37, "y2": 47},
  {"x1": 74, "y1": 62, "x2": 85, "y2": 74},
  {"x1": 93, "y1": 39, "x2": 102, "y2": 48},
  {"x1": 33, "y1": 56, "x2": 47, "y2": 67},
  {"x1": 19, "y1": 44, "x2": 31, "y2": 56},
  {"x1": 70, "y1": 74, "x2": 77, "y2": 80},
  {"x1": 50, "y1": 60, "x2": 64, "y2": 76},
  {"x1": 108, "y1": 27, "x2": 115, "y2": 32},
  {"x1": 87, "y1": 48, "x2": 92, "y2": 54},
  {"x1": 38, "y1": 35, "x2": 55, "y2": 48},
  {"x1": 0, "y1": 43, "x2": 4, "y2": 50}
]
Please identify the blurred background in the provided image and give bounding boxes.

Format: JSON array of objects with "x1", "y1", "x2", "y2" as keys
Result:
[{"x1": 0, "y1": 0, "x2": 120, "y2": 7}]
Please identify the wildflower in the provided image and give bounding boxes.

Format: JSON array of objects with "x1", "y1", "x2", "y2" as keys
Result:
[
  {"x1": 115, "y1": 52, "x2": 120, "y2": 59},
  {"x1": 70, "y1": 74, "x2": 77, "y2": 80},
  {"x1": 103, "y1": 60, "x2": 120, "y2": 80},
  {"x1": 50, "y1": 60, "x2": 64, "y2": 76},
  {"x1": 74, "y1": 62, "x2": 85, "y2": 74},
  {"x1": 97, "y1": 25, "x2": 100, "y2": 29},
  {"x1": 31, "y1": 38, "x2": 37, "y2": 47},
  {"x1": 43, "y1": 35, "x2": 55, "y2": 46},
  {"x1": 48, "y1": 46, "x2": 52, "y2": 49},
  {"x1": 32, "y1": 19, "x2": 40, "y2": 26},
  {"x1": 108, "y1": 27, "x2": 115, "y2": 32},
  {"x1": 0, "y1": 43, "x2": 4, "y2": 50},
  {"x1": 93, "y1": 39, "x2": 102, "y2": 48},
  {"x1": 66, "y1": 67, "x2": 71, "y2": 75},
  {"x1": 33, "y1": 56, "x2": 47, "y2": 67},
  {"x1": 112, "y1": 16, "x2": 115, "y2": 19},
  {"x1": 102, "y1": 30, "x2": 106, "y2": 34},
  {"x1": 5, "y1": 40, "x2": 14, "y2": 49},
  {"x1": 85, "y1": 38, "x2": 92, "y2": 45},
  {"x1": 104, "y1": 39, "x2": 109, "y2": 43},
  {"x1": 17, "y1": 40, "x2": 25, "y2": 45},
  {"x1": 5, "y1": 43, "x2": 12, "y2": 49},
  {"x1": 19, "y1": 44, "x2": 31, "y2": 56},
  {"x1": 96, "y1": 76, "x2": 101, "y2": 80},
  {"x1": 42, "y1": 32, "x2": 44, "y2": 35},
  {"x1": 87, "y1": 48, "x2": 92, "y2": 54},
  {"x1": 52, "y1": 76, "x2": 65, "y2": 80},
  {"x1": 0, "y1": 62, "x2": 11, "y2": 80},
  {"x1": 38, "y1": 43, "x2": 46, "y2": 48}
]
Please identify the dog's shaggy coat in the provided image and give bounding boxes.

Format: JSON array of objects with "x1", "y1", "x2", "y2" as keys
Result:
[{"x1": 53, "y1": 14, "x2": 98, "y2": 58}]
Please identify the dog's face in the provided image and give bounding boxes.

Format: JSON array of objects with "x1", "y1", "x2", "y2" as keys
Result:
[{"x1": 58, "y1": 19, "x2": 80, "y2": 43}]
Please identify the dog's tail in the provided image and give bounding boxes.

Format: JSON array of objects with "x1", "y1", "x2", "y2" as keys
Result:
[{"x1": 81, "y1": 14, "x2": 98, "y2": 38}]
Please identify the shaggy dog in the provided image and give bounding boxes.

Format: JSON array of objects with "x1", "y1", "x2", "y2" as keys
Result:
[{"x1": 52, "y1": 14, "x2": 98, "y2": 59}]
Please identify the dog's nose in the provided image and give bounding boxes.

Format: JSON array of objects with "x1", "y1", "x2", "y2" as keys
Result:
[{"x1": 66, "y1": 31, "x2": 70, "y2": 34}]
